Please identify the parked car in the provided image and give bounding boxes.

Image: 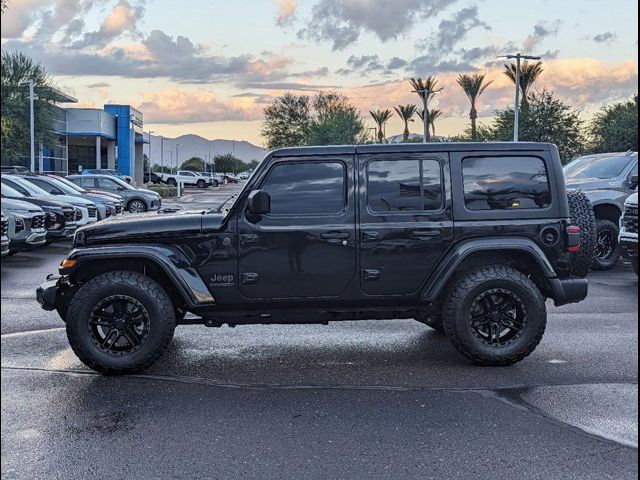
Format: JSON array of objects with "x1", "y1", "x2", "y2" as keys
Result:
[
  {"x1": 195, "y1": 172, "x2": 219, "y2": 187},
  {"x1": 46, "y1": 174, "x2": 125, "y2": 217},
  {"x1": 1, "y1": 197, "x2": 47, "y2": 252},
  {"x1": 1, "y1": 182, "x2": 78, "y2": 242},
  {"x1": 160, "y1": 171, "x2": 212, "y2": 188},
  {"x1": 38, "y1": 142, "x2": 590, "y2": 374},
  {"x1": 564, "y1": 151, "x2": 639, "y2": 269},
  {"x1": 20, "y1": 174, "x2": 119, "y2": 220},
  {"x1": 1, "y1": 210, "x2": 9, "y2": 256},
  {"x1": 221, "y1": 174, "x2": 239, "y2": 184},
  {"x1": 238, "y1": 171, "x2": 251, "y2": 180},
  {"x1": 619, "y1": 190, "x2": 638, "y2": 275},
  {"x1": 143, "y1": 171, "x2": 163, "y2": 184},
  {"x1": 1, "y1": 175, "x2": 97, "y2": 226},
  {"x1": 81, "y1": 169, "x2": 133, "y2": 184},
  {"x1": 67, "y1": 174, "x2": 162, "y2": 213}
]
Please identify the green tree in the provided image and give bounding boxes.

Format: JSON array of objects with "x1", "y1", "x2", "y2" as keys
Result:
[
  {"x1": 589, "y1": 95, "x2": 638, "y2": 153},
  {"x1": 503, "y1": 61, "x2": 544, "y2": 109},
  {"x1": 369, "y1": 109, "x2": 393, "y2": 143},
  {"x1": 180, "y1": 156, "x2": 206, "y2": 171},
  {"x1": 409, "y1": 76, "x2": 443, "y2": 141},
  {"x1": 213, "y1": 153, "x2": 246, "y2": 174},
  {"x1": 485, "y1": 90, "x2": 585, "y2": 163},
  {"x1": 260, "y1": 93, "x2": 310, "y2": 149},
  {"x1": 308, "y1": 91, "x2": 366, "y2": 145},
  {"x1": 1, "y1": 51, "x2": 58, "y2": 165},
  {"x1": 416, "y1": 108, "x2": 443, "y2": 137},
  {"x1": 457, "y1": 73, "x2": 493, "y2": 140},
  {"x1": 393, "y1": 104, "x2": 417, "y2": 142}
]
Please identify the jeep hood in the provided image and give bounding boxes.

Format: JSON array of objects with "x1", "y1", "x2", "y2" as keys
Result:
[{"x1": 76, "y1": 209, "x2": 225, "y2": 246}]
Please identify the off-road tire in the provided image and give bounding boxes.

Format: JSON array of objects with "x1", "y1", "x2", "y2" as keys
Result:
[
  {"x1": 442, "y1": 265, "x2": 547, "y2": 366},
  {"x1": 415, "y1": 314, "x2": 444, "y2": 333},
  {"x1": 66, "y1": 271, "x2": 175, "y2": 374},
  {"x1": 592, "y1": 219, "x2": 621, "y2": 270},
  {"x1": 566, "y1": 189, "x2": 596, "y2": 278}
]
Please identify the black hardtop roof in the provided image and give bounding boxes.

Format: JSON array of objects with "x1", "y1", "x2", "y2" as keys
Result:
[{"x1": 271, "y1": 142, "x2": 553, "y2": 157}]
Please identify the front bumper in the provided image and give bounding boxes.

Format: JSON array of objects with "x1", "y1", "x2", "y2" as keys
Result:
[
  {"x1": 47, "y1": 225, "x2": 77, "y2": 241},
  {"x1": 149, "y1": 198, "x2": 162, "y2": 211},
  {"x1": 549, "y1": 277, "x2": 588, "y2": 307},
  {"x1": 36, "y1": 275, "x2": 60, "y2": 311},
  {"x1": 619, "y1": 234, "x2": 638, "y2": 260}
]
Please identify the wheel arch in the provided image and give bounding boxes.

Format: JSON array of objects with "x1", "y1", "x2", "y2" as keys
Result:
[
  {"x1": 592, "y1": 202, "x2": 622, "y2": 223},
  {"x1": 63, "y1": 245, "x2": 215, "y2": 309},
  {"x1": 421, "y1": 238, "x2": 557, "y2": 303}
]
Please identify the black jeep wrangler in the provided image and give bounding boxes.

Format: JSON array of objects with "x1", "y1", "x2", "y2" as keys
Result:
[{"x1": 37, "y1": 143, "x2": 589, "y2": 374}]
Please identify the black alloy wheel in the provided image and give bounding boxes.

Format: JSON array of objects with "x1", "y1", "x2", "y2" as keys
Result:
[
  {"x1": 469, "y1": 288, "x2": 527, "y2": 346},
  {"x1": 88, "y1": 295, "x2": 151, "y2": 355}
]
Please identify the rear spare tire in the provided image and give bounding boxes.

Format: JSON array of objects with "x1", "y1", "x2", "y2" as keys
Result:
[{"x1": 566, "y1": 189, "x2": 596, "y2": 278}]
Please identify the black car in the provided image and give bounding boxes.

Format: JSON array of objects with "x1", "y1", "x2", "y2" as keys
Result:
[
  {"x1": 1, "y1": 182, "x2": 78, "y2": 241},
  {"x1": 38, "y1": 142, "x2": 590, "y2": 374}
]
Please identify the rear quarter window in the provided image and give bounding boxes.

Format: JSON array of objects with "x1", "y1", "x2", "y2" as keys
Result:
[{"x1": 462, "y1": 156, "x2": 551, "y2": 211}]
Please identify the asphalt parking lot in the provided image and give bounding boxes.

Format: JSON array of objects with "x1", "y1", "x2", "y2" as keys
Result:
[{"x1": 1, "y1": 184, "x2": 638, "y2": 479}]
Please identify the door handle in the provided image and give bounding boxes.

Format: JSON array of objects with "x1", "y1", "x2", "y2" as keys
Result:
[
  {"x1": 239, "y1": 233, "x2": 258, "y2": 244},
  {"x1": 362, "y1": 231, "x2": 380, "y2": 242},
  {"x1": 411, "y1": 230, "x2": 440, "y2": 239},
  {"x1": 320, "y1": 232, "x2": 350, "y2": 240}
]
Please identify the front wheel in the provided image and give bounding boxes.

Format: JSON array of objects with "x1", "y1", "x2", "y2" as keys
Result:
[
  {"x1": 127, "y1": 199, "x2": 147, "y2": 213},
  {"x1": 65, "y1": 271, "x2": 176, "y2": 374},
  {"x1": 592, "y1": 219, "x2": 621, "y2": 270},
  {"x1": 442, "y1": 265, "x2": 547, "y2": 366}
]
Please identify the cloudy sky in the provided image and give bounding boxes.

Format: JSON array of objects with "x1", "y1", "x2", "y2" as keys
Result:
[{"x1": 1, "y1": 0, "x2": 638, "y2": 145}]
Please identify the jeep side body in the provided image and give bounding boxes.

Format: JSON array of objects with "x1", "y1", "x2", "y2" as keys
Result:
[
  {"x1": 563, "y1": 151, "x2": 639, "y2": 269},
  {"x1": 38, "y1": 143, "x2": 588, "y2": 374}
]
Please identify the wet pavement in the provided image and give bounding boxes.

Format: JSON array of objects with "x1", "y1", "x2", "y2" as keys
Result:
[{"x1": 1, "y1": 184, "x2": 638, "y2": 479}]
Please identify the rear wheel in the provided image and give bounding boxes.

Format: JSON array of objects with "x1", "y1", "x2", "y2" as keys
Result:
[
  {"x1": 592, "y1": 219, "x2": 621, "y2": 270},
  {"x1": 127, "y1": 199, "x2": 147, "y2": 213},
  {"x1": 442, "y1": 265, "x2": 546, "y2": 366},
  {"x1": 197, "y1": 179, "x2": 206, "y2": 188},
  {"x1": 65, "y1": 271, "x2": 176, "y2": 374},
  {"x1": 567, "y1": 190, "x2": 596, "y2": 278},
  {"x1": 166, "y1": 178, "x2": 177, "y2": 187}
]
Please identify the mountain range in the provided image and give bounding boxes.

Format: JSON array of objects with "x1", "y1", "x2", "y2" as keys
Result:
[{"x1": 144, "y1": 134, "x2": 267, "y2": 167}]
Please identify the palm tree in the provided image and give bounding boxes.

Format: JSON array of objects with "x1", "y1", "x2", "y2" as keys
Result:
[
  {"x1": 417, "y1": 109, "x2": 443, "y2": 137},
  {"x1": 409, "y1": 76, "x2": 443, "y2": 141},
  {"x1": 369, "y1": 109, "x2": 393, "y2": 144},
  {"x1": 503, "y1": 61, "x2": 543, "y2": 109},
  {"x1": 456, "y1": 73, "x2": 493, "y2": 140},
  {"x1": 393, "y1": 104, "x2": 417, "y2": 142}
]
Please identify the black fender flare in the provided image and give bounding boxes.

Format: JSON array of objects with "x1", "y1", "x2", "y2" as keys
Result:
[
  {"x1": 62, "y1": 244, "x2": 215, "y2": 308},
  {"x1": 420, "y1": 237, "x2": 557, "y2": 302}
]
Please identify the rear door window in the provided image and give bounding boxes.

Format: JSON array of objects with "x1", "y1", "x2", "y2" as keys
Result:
[
  {"x1": 462, "y1": 156, "x2": 551, "y2": 210},
  {"x1": 367, "y1": 159, "x2": 443, "y2": 212}
]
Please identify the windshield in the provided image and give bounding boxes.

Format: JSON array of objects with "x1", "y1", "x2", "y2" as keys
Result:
[
  {"x1": 51, "y1": 175, "x2": 87, "y2": 193},
  {"x1": 38, "y1": 176, "x2": 81, "y2": 195},
  {"x1": 1, "y1": 183, "x2": 24, "y2": 197},
  {"x1": 564, "y1": 155, "x2": 632, "y2": 180},
  {"x1": 7, "y1": 176, "x2": 50, "y2": 196}
]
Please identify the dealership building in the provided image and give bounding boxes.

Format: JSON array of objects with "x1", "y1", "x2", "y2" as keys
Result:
[{"x1": 41, "y1": 99, "x2": 148, "y2": 183}]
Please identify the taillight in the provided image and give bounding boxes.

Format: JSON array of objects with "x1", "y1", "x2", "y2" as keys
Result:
[{"x1": 566, "y1": 225, "x2": 581, "y2": 253}]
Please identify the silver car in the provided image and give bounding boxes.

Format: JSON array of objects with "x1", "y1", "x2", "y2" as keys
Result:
[{"x1": 1, "y1": 197, "x2": 47, "y2": 252}]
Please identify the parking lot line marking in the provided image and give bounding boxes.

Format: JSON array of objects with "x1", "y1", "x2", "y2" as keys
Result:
[{"x1": 0, "y1": 327, "x2": 65, "y2": 338}]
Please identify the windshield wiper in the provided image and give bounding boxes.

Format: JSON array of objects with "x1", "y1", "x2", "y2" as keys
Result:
[{"x1": 214, "y1": 193, "x2": 238, "y2": 213}]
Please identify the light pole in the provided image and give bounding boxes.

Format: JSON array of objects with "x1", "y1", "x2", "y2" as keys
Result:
[
  {"x1": 175, "y1": 143, "x2": 183, "y2": 197},
  {"x1": 498, "y1": 53, "x2": 541, "y2": 142},
  {"x1": 147, "y1": 130, "x2": 154, "y2": 182},
  {"x1": 412, "y1": 88, "x2": 438, "y2": 143},
  {"x1": 160, "y1": 137, "x2": 164, "y2": 173},
  {"x1": 19, "y1": 80, "x2": 35, "y2": 172}
]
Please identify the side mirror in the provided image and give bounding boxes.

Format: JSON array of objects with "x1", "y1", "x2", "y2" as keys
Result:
[
  {"x1": 247, "y1": 190, "x2": 270, "y2": 215},
  {"x1": 629, "y1": 173, "x2": 638, "y2": 189},
  {"x1": 117, "y1": 186, "x2": 125, "y2": 191}
]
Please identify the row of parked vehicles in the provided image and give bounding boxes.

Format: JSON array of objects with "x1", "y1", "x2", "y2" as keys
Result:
[
  {"x1": 1, "y1": 171, "x2": 162, "y2": 256},
  {"x1": 146, "y1": 170, "x2": 248, "y2": 187}
]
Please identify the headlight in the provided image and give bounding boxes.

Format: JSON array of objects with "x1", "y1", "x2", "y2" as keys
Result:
[
  {"x1": 49, "y1": 212, "x2": 57, "y2": 221},
  {"x1": 14, "y1": 216, "x2": 25, "y2": 232}
]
